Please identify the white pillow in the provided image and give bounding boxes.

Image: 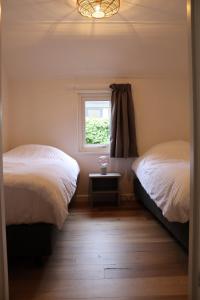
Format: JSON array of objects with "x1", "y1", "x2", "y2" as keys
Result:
[
  {"x1": 132, "y1": 140, "x2": 190, "y2": 172},
  {"x1": 141, "y1": 140, "x2": 189, "y2": 160},
  {"x1": 4, "y1": 144, "x2": 69, "y2": 161}
]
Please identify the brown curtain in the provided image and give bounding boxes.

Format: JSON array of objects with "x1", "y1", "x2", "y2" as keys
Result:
[{"x1": 109, "y1": 83, "x2": 138, "y2": 158}]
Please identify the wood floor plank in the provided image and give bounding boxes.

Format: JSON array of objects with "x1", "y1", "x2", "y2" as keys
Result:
[
  {"x1": 9, "y1": 205, "x2": 188, "y2": 300},
  {"x1": 9, "y1": 295, "x2": 188, "y2": 300},
  {"x1": 10, "y1": 278, "x2": 187, "y2": 299}
]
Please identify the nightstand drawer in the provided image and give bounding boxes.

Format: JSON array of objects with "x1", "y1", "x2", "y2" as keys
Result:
[
  {"x1": 91, "y1": 177, "x2": 118, "y2": 191},
  {"x1": 89, "y1": 173, "x2": 121, "y2": 206}
]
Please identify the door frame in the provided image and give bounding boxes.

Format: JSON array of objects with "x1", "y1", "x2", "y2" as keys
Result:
[
  {"x1": 188, "y1": 0, "x2": 200, "y2": 299},
  {"x1": 0, "y1": 0, "x2": 9, "y2": 298},
  {"x1": 0, "y1": 135, "x2": 9, "y2": 300}
]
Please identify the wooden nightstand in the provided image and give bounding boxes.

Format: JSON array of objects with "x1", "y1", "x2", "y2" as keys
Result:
[{"x1": 89, "y1": 173, "x2": 121, "y2": 207}]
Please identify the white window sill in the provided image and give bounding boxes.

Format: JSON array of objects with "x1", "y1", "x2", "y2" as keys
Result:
[{"x1": 79, "y1": 145, "x2": 110, "y2": 154}]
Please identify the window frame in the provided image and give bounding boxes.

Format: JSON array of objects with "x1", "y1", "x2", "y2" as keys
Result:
[{"x1": 78, "y1": 90, "x2": 111, "y2": 153}]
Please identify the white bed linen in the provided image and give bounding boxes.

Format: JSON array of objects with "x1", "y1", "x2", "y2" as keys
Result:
[
  {"x1": 3, "y1": 144, "x2": 80, "y2": 229},
  {"x1": 132, "y1": 141, "x2": 190, "y2": 223}
]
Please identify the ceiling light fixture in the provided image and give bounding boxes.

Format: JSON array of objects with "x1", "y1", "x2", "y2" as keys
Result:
[{"x1": 77, "y1": 0, "x2": 120, "y2": 19}]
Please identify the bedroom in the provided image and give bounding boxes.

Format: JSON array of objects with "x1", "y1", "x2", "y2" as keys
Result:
[{"x1": 0, "y1": 0, "x2": 198, "y2": 299}]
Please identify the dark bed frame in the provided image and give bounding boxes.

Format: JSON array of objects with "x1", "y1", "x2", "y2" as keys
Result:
[
  {"x1": 134, "y1": 177, "x2": 189, "y2": 251},
  {"x1": 6, "y1": 223, "x2": 57, "y2": 258}
]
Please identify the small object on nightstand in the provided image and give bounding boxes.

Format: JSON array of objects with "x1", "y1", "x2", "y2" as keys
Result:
[
  {"x1": 89, "y1": 172, "x2": 121, "y2": 207},
  {"x1": 98, "y1": 156, "x2": 109, "y2": 175}
]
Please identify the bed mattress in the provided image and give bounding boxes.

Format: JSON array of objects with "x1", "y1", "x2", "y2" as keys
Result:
[
  {"x1": 132, "y1": 141, "x2": 190, "y2": 223},
  {"x1": 3, "y1": 144, "x2": 80, "y2": 229}
]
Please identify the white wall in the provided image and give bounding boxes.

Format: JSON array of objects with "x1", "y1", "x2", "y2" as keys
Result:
[{"x1": 6, "y1": 77, "x2": 190, "y2": 197}]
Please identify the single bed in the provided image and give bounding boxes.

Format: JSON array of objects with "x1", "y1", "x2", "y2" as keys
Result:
[
  {"x1": 132, "y1": 140, "x2": 190, "y2": 250},
  {"x1": 3, "y1": 144, "x2": 80, "y2": 257}
]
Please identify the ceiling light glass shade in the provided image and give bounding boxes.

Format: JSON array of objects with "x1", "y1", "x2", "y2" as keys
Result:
[{"x1": 77, "y1": 0, "x2": 120, "y2": 19}]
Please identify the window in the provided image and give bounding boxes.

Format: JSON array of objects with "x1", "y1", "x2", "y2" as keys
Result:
[{"x1": 79, "y1": 91, "x2": 111, "y2": 152}]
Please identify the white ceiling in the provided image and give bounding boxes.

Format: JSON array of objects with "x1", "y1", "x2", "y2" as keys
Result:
[{"x1": 2, "y1": 0, "x2": 189, "y2": 79}]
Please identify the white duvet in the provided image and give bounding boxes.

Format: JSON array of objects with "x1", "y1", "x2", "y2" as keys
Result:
[
  {"x1": 132, "y1": 141, "x2": 190, "y2": 223},
  {"x1": 3, "y1": 144, "x2": 80, "y2": 229}
]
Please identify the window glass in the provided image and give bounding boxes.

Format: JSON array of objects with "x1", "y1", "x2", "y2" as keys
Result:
[
  {"x1": 79, "y1": 92, "x2": 111, "y2": 152},
  {"x1": 85, "y1": 100, "x2": 111, "y2": 146}
]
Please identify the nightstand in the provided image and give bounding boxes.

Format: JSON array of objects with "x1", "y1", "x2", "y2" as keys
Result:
[{"x1": 89, "y1": 173, "x2": 121, "y2": 207}]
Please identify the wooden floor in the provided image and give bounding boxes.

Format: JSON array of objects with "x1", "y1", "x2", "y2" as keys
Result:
[{"x1": 8, "y1": 205, "x2": 188, "y2": 300}]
